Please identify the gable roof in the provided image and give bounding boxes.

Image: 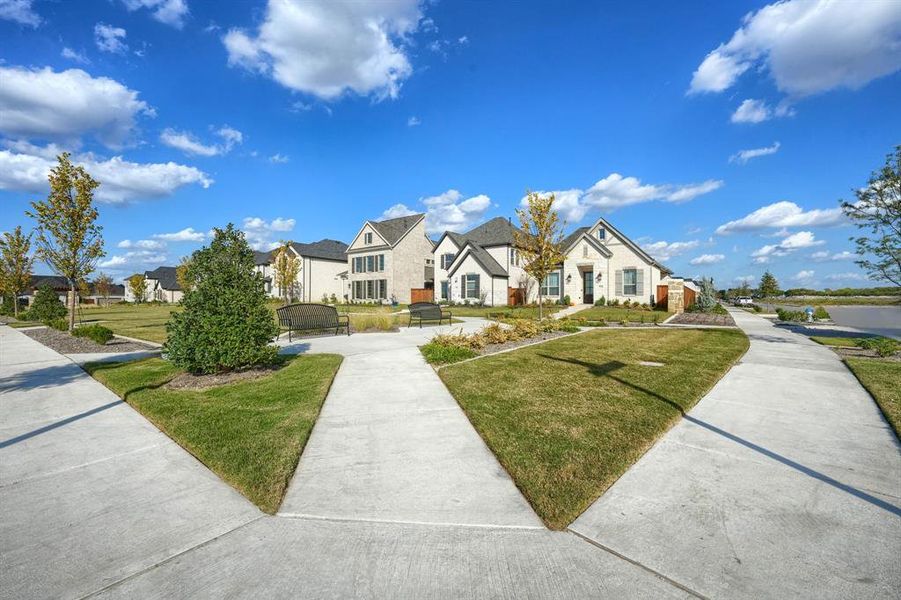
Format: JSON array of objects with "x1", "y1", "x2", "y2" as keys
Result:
[
  {"x1": 369, "y1": 213, "x2": 424, "y2": 246},
  {"x1": 253, "y1": 250, "x2": 271, "y2": 265},
  {"x1": 288, "y1": 239, "x2": 348, "y2": 262},
  {"x1": 447, "y1": 242, "x2": 508, "y2": 278},
  {"x1": 28, "y1": 275, "x2": 70, "y2": 290},
  {"x1": 144, "y1": 266, "x2": 181, "y2": 291},
  {"x1": 561, "y1": 227, "x2": 590, "y2": 251},
  {"x1": 591, "y1": 217, "x2": 672, "y2": 274},
  {"x1": 461, "y1": 216, "x2": 521, "y2": 247},
  {"x1": 561, "y1": 227, "x2": 613, "y2": 258}
]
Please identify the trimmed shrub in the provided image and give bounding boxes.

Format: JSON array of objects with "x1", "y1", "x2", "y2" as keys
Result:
[
  {"x1": 813, "y1": 306, "x2": 830, "y2": 320},
  {"x1": 561, "y1": 295, "x2": 571, "y2": 306},
  {"x1": 28, "y1": 284, "x2": 67, "y2": 322},
  {"x1": 856, "y1": 337, "x2": 899, "y2": 357},
  {"x1": 776, "y1": 308, "x2": 806, "y2": 322},
  {"x1": 420, "y1": 342, "x2": 478, "y2": 365},
  {"x1": 73, "y1": 324, "x2": 114, "y2": 345},
  {"x1": 46, "y1": 318, "x2": 68, "y2": 332},
  {"x1": 595, "y1": 296, "x2": 606, "y2": 306},
  {"x1": 165, "y1": 224, "x2": 280, "y2": 374}
]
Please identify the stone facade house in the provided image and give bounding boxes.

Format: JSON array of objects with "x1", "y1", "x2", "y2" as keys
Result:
[
  {"x1": 139, "y1": 266, "x2": 183, "y2": 303},
  {"x1": 433, "y1": 216, "x2": 671, "y2": 307},
  {"x1": 255, "y1": 239, "x2": 348, "y2": 303},
  {"x1": 346, "y1": 213, "x2": 434, "y2": 304}
]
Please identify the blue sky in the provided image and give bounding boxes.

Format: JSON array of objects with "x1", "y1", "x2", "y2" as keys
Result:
[{"x1": 1, "y1": 0, "x2": 899, "y2": 289}]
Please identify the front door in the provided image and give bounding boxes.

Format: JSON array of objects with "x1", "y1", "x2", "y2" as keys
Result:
[{"x1": 583, "y1": 271, "x2": 594, "y2": 304}]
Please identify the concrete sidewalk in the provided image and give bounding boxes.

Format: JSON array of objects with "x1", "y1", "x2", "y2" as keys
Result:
[
  {"x1": 571, "y1": 308, "x2": 901, "y2": 599},
  {"x1": 0, "y1": 326, "x2": 261, "y2": 600}
]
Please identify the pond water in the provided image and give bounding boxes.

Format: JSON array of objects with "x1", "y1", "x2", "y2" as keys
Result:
[{"x1": 761, "y1": 303, "x2": 901, "y2": 339}]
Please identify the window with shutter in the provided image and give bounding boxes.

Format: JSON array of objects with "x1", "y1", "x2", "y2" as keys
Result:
[
  {"x1": 379, "y1": 255, "x2": 385, "y2": 271},
  {"x1": 615, "y1": 269, "x2": 623, "y2": 296},
  {"x1": 636, "y1": 269, "x2": 644, "y2": 298},
  {"x1": 623, "y1": 268, "x2": 637, "y2": 295}
]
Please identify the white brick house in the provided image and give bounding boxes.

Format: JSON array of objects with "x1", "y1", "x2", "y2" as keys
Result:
[
  {"x1": 254, "y1": 240, "x2": 348, "y2": 303},
  {"x1": 432, "y1": 216, "x2": 670, "y2": 307}
]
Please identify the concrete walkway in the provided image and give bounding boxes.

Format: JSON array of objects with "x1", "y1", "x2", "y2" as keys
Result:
[
  {"x1": 571, "y1": 308, "x2": 901, "y2": 599},
  {"x1": 552, "y1": 303, "x2": 590, "y2": 319}
]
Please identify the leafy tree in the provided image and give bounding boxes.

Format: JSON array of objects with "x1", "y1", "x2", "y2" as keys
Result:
[
  {"x1": 127, "y1": 274, "x2": 147, "y2": 303},
  {"x1": 0, "y1": 226, "x2": 34, "y2": 317},
  {"x1": 840, "y1": 146, "x2": 901, "y2": 286},
  {"x1": 514, "y1": 191, "x2": 566, "y2": 319},
  {"x1": 272, "y1": 242, "x2": 299, "y2": 305},
  {"x1": 95, "y1": 273, "x2": 112, "y2": 305},
  {"x1": 175, "y1": 256, "x2": 194, "y2": 292},
  {"x1": 28, "y1": 283, "x2": 67, "y2": 322},
  {"x1": 78, "y1": 279, "x2": 91, "y2": 301},
  {"x1": 26, "y1": 153, "x2": 105, "y2": 332},
  {"x1": 757, "y1": 271, "x2": 780, "y2": 297},
  {"x1": 165, "y1": 224, "x2": 279, "y2": 374}
]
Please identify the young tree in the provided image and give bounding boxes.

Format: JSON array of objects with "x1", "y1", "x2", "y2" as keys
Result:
[
  {"x1": 165, "y1": 224, "x2": 279, "y2": 374},
  {"x1": 514, "y1": 191, "x2": 566, "y2": 319},
  {"x1": 175, "y1": 256, "x2": 194, "y2": 292},
  {"x1": 127, "y1": 274, "x2": 147, "y2": 303},
  {"x1": 26, "y1": 153, "x2": 105, "y2": 332},
  {"x1": 29, "y1": 283, "x2": 67, "y2": 322},
  {"x1": 95, "y1": 273, "x2": 112, "y2": 306},
  {"x1": 757, "y1": 271, "x2": 780, "y2": 297},
  {"x1": 272, "y1": 242, "x2": 300, "y2": 305},
  {"x1": 0, "y1": 226, "x2": 34, "y2": 317},
  {"x1": 840, "y1": 146, "x2": 901, "y2": 286},
  {"x1": 77, "y1": 279, "x2": 91, "y2": 303},
  {"x1": 696, "y1": 277, "x2": 717, "y2": 310}
]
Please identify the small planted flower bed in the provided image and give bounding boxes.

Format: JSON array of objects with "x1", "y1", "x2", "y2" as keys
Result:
[{"x1": 420, "y1": 318, "x2": 581, "y2": 366}]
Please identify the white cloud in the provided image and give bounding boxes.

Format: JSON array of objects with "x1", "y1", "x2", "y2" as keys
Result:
[
  {"x1": 95, "y1": 23, "x2": 128, "y2": 54},
  {"x1": 716, "y1": 201, "x2": 845, "y2": 234},
  {"x1": 381, "y1": 189, "x2": 493, "y2": 235},
  {"x1": 734, "y1": 275, "x2": 755, "y2": 285},
  {"x1": 61, "y1": 47, "x2": 90, "y2": 64},
  {"x1": 730, "y1": 99, "x2": 794, "y2": 124},
  {"x1": 0, "y1": 146, "x2": 212, "y2": 203},
  {"x1": 0, "y1": 0, "x2": 40, "y2": 26},
  {"x1": 641, "y1": 239, "x2": 700, "y2": 262},
  {"x1": 99, "y1": 250, "x2": 167, "y2": 270},
  {"x1": 269, "y1": 153, "x2": 289, "y2": 163},
  {"x1": 0, "y1": 66, "x2": 153, "y2": 147},
  {"x1": 407, "y1": 116, "x2": 421, "y2": 127},
  {"x1": 290, "y1": 101, "x2": 313, "y2": 112},
  {"x1": 223, "y1": 0, "x2": 423, "y2": 100},
  {"x1": 751, "y1": 231, "x2": 823, "y2": 264},
  {"x1": 811, "y1": 250, "x2": 855, "y2": 262},
  {"x1": 242, "y1": 216, "x2": 296, "y2": 250},
  {"x1": 458, "y1": 35, "x2": 468, "y2": 45},
  {"x1": 824, "y1": 272, "x2": 866, "y2": 282},
  {"x1": 689, "y1": 0, "x2": 901, "y2": 97},
  {"x1": 118, "y1": 239, "x2": 165, "y2": 250},
  {"x1": 121, "y1": 0, "x2": 189, "y2": 29},
  {"x1": 690, "y1": 254, "x2": 725, "y2": 265},
  {"x1": 793, "y1": 270, "x2": 815, "y2": 281},
  {"x1": 153, "y1": 227, "x2": 207, "y2": 242},
  {"x1": 160, "y1": 125, "x2": 242, "y2": 157},
  {"x1": 730, "y1": 142, "x2": 780, "y2": 164}
]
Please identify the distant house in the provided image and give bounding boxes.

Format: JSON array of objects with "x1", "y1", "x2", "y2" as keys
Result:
[
  {"x1": 82, "y1": 282, "x2": 125, "y2": 305},
  {"x1": 22, "y1": 275, "x2": 70, "y2": 306},
  {"x1": 138, "y1": 266, "x2": 183, "y2": 303},
  {"x1": 433, "y1": 216, "x2": 671, "y2": 307},
  {"x1": 255, "y1": 239, "x2": 348, "y2": 302},
  {"x1": 346, "y1": 213, "x2": 434, "y2": 304}
]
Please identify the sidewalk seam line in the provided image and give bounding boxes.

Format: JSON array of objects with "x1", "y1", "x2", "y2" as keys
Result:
[
  {"x1": 78, "y1": 515, "x2": 265, "y2": 599},
  {"x1": 276, "y1": 512, "x2": 545, "y2": 530},
  {"x1": 567, "y1": 528, "x2": 710, "y2": 600}
]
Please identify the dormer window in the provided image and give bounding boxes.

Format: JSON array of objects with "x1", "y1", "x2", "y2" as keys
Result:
[
  {"x1": 597, "y1": 228, "x2": 606, "y2": 240},
  {"x1": 364, "y1": 232, "x2": 373, "y2": 244}
]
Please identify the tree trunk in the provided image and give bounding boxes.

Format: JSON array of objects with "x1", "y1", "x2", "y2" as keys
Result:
[
  {"x1": 538, "y1": 290, "x2": 543, "y2": 320},
  {"x1": 13, "y1": 292, "x2": 18, "y2": 317},
  {"x1": 69, "y1": 283, "x2": 76, "y2": 332}
]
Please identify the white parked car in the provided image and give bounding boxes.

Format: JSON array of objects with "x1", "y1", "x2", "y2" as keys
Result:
[{"x1": 735, "y1": 296, "x2": 753, "y2": 306}]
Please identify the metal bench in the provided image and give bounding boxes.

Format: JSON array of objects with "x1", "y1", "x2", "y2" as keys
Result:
[
  {"x1": 276, "y1": 303, "x2": 350, "y2": 341},
  {"x1": 408, "y1": 302, "x2": 452, "y2": 328}
]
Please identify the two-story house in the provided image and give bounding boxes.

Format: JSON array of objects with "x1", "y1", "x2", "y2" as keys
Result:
[
  {"x1": 433, "y1": 216, "x2": 670, "y2": 307},
  {"x1": 255, "y1": 239, "x2": 348, "y2": 302},
  {"x1": 346, "y1": 213, "x2": 434, "y2": 303}
]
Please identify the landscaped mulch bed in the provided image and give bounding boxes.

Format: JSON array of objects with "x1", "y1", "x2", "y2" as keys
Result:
[
  {"x1": 668, "y1": 312, "x2": 736, "y2": 326},
  {"x1": 23, "y1": 326, "x2": 157, "y2": 355},
  {"x1": 831, "y1": 346, "x2": 901, "y2": 362},
  {"x1": 164, "y1": 363, "x2": 285, "y2": 390},
  {"x1": 477, "y1": 329, "x2": 576, "y2": 356}
]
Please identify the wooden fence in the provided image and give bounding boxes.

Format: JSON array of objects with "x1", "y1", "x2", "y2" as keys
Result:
[
  {"x1": 410, "y1": 288, "x2": 434, "y2": 303},
  {"x1": 507, "y1": 287, "x2": 525, "y2": 306}
]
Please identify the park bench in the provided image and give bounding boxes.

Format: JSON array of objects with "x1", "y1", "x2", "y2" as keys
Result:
[
  {"x1": 277, "y1": 303, "x2": 350, "y2": 341},
  {"x1": 408, "y1": 302, "x2": 453, "y2": 328}
]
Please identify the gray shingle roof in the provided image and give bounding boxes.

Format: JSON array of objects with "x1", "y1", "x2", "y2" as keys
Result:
[
  {"x1": 28, "y1": 275, "x2": 70, "y2": 290},
  {"x1": 369, "y1": 213, "x2": 424, "y2": 245},
  {"x1": 287, "y1": 239, "x2": 348, "y2": 262},
  {"x1": 462, "y1": 217, "x2": 521, "y2": 247},
  {"x1": 561, "y1": 227, "x2": 590, "y2": 251},
  {"x1": 465, "y1": 244, "x2": 508, "y2": 277},
  {"x1": 253, "y1": 250, "x2": 271, "y2": 265},
  {"x1": 144, "y1": 266, "x2": 181, "y2": 291}
]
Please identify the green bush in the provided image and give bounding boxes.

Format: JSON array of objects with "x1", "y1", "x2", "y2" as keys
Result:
[
  {"x1": 46, "y1": 318, "x2": 68, "y2": 332},
  {"x1": 776, "y1": 308, "x2": 806, "y2": 322},
  {"x1": 595, "y1": 296, "x2": 606, "y2": 306},
  {"x1": 165, "y1": 224, "x2": 280, "y2": 374},
  {"x1": 813, "y1": 306, "x2": 830, "y2": 320},
  {"x1": 420, "y1": 342, "x2": 478, "y2": 365},
  {"x1": 856, "y1": 337, "x2": 899, "y2": 357},
  {"x1": 561, "y1": 295, "x2": 571, "y2": 306},
  {"x1": 73, "y1": 324, "x2": 114, "y2": 345},
  {"x1": 28, "y1": 284, "x2": 67, "y2": 322}
]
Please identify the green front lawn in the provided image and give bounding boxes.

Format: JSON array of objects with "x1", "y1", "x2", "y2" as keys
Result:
[
  {"x1": 438, "y1": 328, "x2": 748, "y2": 529},
  {"x1": 85, "y1": 354, "x2": 342, "y2": 513},
  {"x1": 810, "y1": 335, "x2": 869, "y2": 347},
  {"x1": 445, "y1": 305, "x2": 562, "y2": 318},
  {"x1": 78, "y1": 303, "x2": 180, "y2": 343},
  {"x1": 844, "y1": 358, "x2": 901, "y2": 437},
  {"x1": 571, "y1": 305, "x2": 665, "y2": 323}
]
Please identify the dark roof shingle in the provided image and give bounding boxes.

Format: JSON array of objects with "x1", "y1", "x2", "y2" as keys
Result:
[
  {"x1": 369, "y1": 213, "x2": 424, "y2": 245},
  {"x1": 144, "y1": 266, "x2": 181, "y2": 291},
  {"x1": 287, "y1": 239, "x2": 348, "y2": 262}
]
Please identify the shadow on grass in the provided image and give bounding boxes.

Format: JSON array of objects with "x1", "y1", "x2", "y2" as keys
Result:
[{"x1": 538, "y1": 354, "x2": 901, "y2": 517}]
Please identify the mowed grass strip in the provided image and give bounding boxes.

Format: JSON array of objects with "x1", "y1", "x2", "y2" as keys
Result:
[
  {"x1": 85, "y1": 354, "x2": 342, "y2": 513},
  {"x1": 571, "y1": 305, "x2": 664, "y2": 323},
  {"x1": 809, "y1": 335, "x2": 870, "y2": 347},
  {"x1": 79, "y1": 303, "x2": 179, "y2": 343},
  {"x1": 439, "y1": 328, "x2": 748, "y2": 529},
  {"x1": 844, "y1": 358, "x2": 901, "y2": 437}
]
